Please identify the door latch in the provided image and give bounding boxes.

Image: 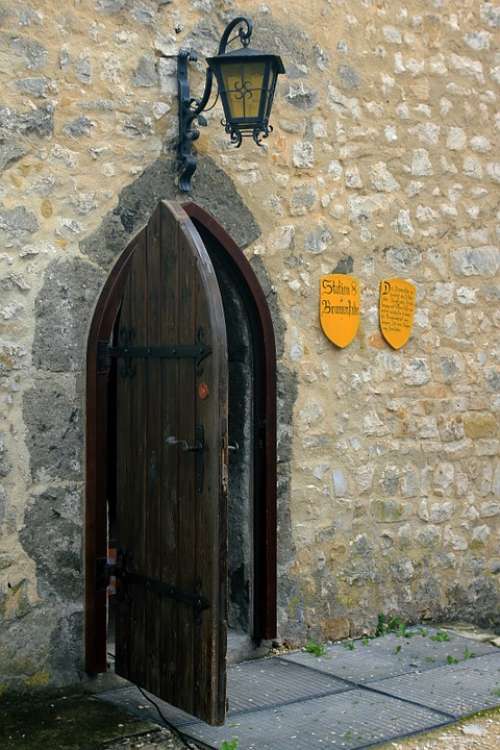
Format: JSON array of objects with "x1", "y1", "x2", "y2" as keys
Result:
[
  {"x1": 165, "y1": 435, "x2": 203, "y2": 452},
  {"x1": 165, "y1": 425, "x2": 205, "y2": 493}
]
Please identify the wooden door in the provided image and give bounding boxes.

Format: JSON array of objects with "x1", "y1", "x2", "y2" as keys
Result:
[{"x1": 113, "y1": 201, "x2": 228, "y2": 725}]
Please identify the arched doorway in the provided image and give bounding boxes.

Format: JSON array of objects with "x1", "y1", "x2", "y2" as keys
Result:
[{"x1": 85, "y1": 201, "x2": 276, "y2": 725}]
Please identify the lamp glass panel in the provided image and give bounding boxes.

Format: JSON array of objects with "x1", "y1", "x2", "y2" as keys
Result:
[
  {"x1": 221, "y1": 61, "x2": 266, "y2": 120},
  {"x1": 264, "y1": 63, "x2": 279, "y2": 118}
]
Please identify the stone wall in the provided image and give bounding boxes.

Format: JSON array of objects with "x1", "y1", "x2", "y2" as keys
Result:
[{"x1": 0, "y1": 0, "x2": 499, "y2": 691}]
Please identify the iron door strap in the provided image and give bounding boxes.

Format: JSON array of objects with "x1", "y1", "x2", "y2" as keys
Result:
[
  {"x1": 124, "y1": 572, "x2": 209, "y2": 618},
  {"x1": 108, "y1": 343, "x2": 211, "y2": 361},
  {"x1": 97, "y1": 553, "x2": 209, "y2": 622},
  {"x1": 98, "y1": 340, "x2": 211, "y2": 369}
]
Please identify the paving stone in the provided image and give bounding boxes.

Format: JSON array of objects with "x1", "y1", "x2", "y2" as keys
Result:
[
  {"x1": 283, "y1": 647, "x2": 420, "y2": 684},
  {"x1": 227, "y1": 658, "x2": 350, "y2": 714},
  {"x1": 181, "y1": 690, "x2": 447, "y2": 750},
  {"x1": 370, "y1": 652, "x2": 500, "y2": 718},
  {"x1": 282, "y1": 628, "x2": 498, "y2": 683}
]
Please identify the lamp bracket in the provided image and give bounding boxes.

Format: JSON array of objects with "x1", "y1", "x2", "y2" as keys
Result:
[
  {"x1": 177, "y1": 17, "x2": 253, "y2": 193},
  {"x1": 177, "y1": 49, "x2": 214, "y2": 193}
]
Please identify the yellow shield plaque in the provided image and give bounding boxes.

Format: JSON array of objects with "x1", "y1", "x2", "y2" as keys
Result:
[
  {"x1": 379, "y1": 278, "x2": 416, "y2": 349},
  {"x1": 320, "y1": 275, "x2": 360, "y2": 348}
]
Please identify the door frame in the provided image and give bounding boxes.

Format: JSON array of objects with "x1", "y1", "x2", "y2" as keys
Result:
[{"x1": 85, "y1": 202, "x2": 277, "y2": 674}]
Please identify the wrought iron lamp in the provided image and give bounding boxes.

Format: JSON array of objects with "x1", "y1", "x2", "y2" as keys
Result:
[{"x1": 177, "y1": 16, "x2": 285, "y2": 192}]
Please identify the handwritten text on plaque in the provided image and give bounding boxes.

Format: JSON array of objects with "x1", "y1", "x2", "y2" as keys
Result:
[
  {"x1": 379, "y1": 278, "x2": 416, "y2": 349},
  {"x1": 320, "y1": 275, "x2": 360, "y2": 348}
]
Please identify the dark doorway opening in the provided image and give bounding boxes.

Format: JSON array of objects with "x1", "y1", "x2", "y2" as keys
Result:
[
  {"x1": 85, "y1": 201, "x2": 277, "y2": 704},
  {"x1": 214, "y1": 257, "x2": 255, "y2": 635},
  {"x1": 187, "y1": 204, "x2": 277, "y2": 649}
]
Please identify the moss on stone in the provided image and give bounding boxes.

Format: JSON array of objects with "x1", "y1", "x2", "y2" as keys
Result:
[{"x1": 0, "y1": 689, "x2": 157, "y2": 750}]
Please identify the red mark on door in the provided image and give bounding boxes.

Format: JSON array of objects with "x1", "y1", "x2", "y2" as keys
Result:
[{"x1": 198, "y1": 382, "x2": 209, "y2": 400}]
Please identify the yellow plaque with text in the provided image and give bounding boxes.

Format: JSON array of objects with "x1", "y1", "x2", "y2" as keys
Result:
[
  {"x1": 320, "y1": 275, "x2": 360, "y2": 348},
  {"x1": 379, "y1": 278, "x2": 416, "y2": 349}
]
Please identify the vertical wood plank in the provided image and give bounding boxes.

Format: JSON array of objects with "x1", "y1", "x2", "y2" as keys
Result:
[
  {"x1": 115, "y1": 275, "x2": 132, "y2": 677},
  {"x1": 159, "y1": 203, "x2": 180, "y2": 704},
  {"x1": 174, "y1": 227, "x2": 197, "y2": 715},
  {"x1": 129, "y1": 236, "x2": 148, "y2": 688},
  {"x1": 146, "y1": 205, "x2": 162, "y2": 695},
  {"x1": 194, "y1": 273, "x2": 228, "y2": 723},
  {"x1": 94, "y1": 367, "x2": 110, "y2": 671}
]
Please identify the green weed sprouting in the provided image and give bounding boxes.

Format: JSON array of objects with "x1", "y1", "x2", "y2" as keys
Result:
[
  {"x1": 431, "y1": 630, "x2": 450, "y2": 642},
  {"x1": 305, "y1": 640, "x2": 327, "y2": 657},
  {"x1": 220, "y1": 740, "x2": 240, "y2": 750},
  {"x1": 375, "y1": 614, "x2": 415, "y2": 639}
]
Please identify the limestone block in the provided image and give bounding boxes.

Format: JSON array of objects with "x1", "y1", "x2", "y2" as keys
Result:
[
  {"x1": 0, "y1": 433, "x2": 11, "y2": 478},
  {"x1": 464, "y1": 413, "x2": 498, "y2": 438},
  {"x1": 62, "y1": 117, "x2": 94, "y2": 138},
  {"x1": 403, "y1": 358, "x2": 431, "y2": 386},
  {"x1": 10, "y1": 36, "x2": 48, "y2": 70},
  {"x1": 0, "y1": 494, "x2": 13, "y2": 544},
  {"x1": 75, "y1": 54, "x2": 92, "y2": 84},
  {"x1": 385, "y1": 244, "x2": 421, "y2": 272},
  {"x1": 370, "y1": 162, "x2": 400, "y2": 192},
  {"x1": 471, "y1": 524, "x2": 491, "y2": 545},
  {"x1": 289, "y1": 184, "x2": 318, "y2": 216},
  {"x1": 480, "y1": 3, "x2": 500, "y2": 28},
  {"x1": 417, "y1": 525, "x2": 442, "y2": 547},
  {"x1": 286, "y1": 83, "x2": 318, "y2": 110},
  {"x1": 23, "y1": 381, "x2": 83, "y2": 481},
  {"x1": 0, "y1": 141, "x2": 26, "y2": 172},
  {"x1": 411, "y1": 149, "x2": 433, "y2": 176},
  {"x1": 0, "y1": 204, "x2": 39, "y2": 243},
  {"x1": 464, "y1": 31, "x2": 491, "y2": 50},
  {"x1": 337, "y1": 64, "x2": 360, "y2": 90},
  {"x1": 451, "y1": 246, "x2": 499, "y2": 277},
  {"x1": 331, "y1": 469, "x2": 348, "y2": 497},
  {"x1": 32, "y1": 258, "x2": 105, "y2": 372},
  {"x1": 96, "y1": 0, "x2": 127, "y2": 12},
  {"x1": 486, "y1": 162, "x2": 500, "y2": 183},
  {"x1": 0, "y1": 104, "x2": 53, "y2": 137},
  {"x1": 370, "y1": 498, "x2": 411, "y2": 523},
  {"x1": 132, "y1": 55, "x2": 158, "y2": 88},
  {"x1": 304, "y1": 223, "x2": 332, "y2": 254},
  {"x1": 447, "y1": 127, "x2": 467, "y2": 151},
  {"x1": 293, "y1": 141, "x2": 314, "y2": 168},
  {"x1": 20, "y1": 486, "x2": 83, "y2": 601},
  {"x1": 15, "y1": 77, "x2": 52, "y2": 98},
  {"x1": 418, "y1": 499, "x2": 454, "y2": 522}
]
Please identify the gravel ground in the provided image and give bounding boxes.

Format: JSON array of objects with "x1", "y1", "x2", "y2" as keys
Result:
[
  {"x1": 379, "y1": 709, "x2": 500, "y2": 750},
  {"x1": 104, "y1": 727, "x2": 195, "y2": 749}
]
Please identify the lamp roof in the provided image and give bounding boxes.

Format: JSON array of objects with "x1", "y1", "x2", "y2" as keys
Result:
[{"x1": 207, "y1": 46, "x2": 286, "y2": 74}]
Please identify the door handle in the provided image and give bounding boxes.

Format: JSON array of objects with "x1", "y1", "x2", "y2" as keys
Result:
[
  {"x1": 228, "y1": 442, "x2": 239, "y2": 452},
  {"x1": 165, "y1": 426, "x2": 205, "y2": 494},
  {"x1": 165, "y1": 435, "x2": 203, "y2": 452}
]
